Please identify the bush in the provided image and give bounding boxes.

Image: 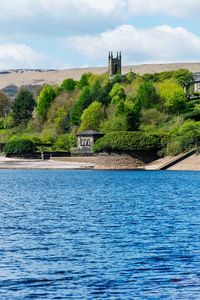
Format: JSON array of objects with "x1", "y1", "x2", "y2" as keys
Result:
[
  {"x1": 54, "y1": 134, "x2": 76, "y2": 151},
  {"x1": 93, "y1": 131, "x2": 162, "y2": 153},
  {"x1": 162, "y1": 120, "x2": 200, "y2": 155},
  {"x1": 141, "y1": 109, "x2": 169, "y2": 128},
  {"x1": 100, "y1": 115, "x2": 128, "y2": 132},
  {"x1": 3, "y1": 139, "x2": 37, "y2": 157}
]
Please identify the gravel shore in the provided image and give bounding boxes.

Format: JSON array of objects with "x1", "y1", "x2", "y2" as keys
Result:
[{"x1": 0, "y1": 156, "x2": 95, "y2": 170}]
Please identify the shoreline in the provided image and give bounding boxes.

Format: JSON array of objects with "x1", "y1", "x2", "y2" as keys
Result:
[
  {"x1": 1, "y1": 153, "x2": 200, "y2": 171},
  {"x1": 0, "y1": 157, "x2": 95, "y2": 170},
  {"x1": 0, "y1": 156, "x2": 145, "y2": 170}
]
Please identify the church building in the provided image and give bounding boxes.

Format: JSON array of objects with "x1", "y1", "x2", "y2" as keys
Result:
[{"x1": 108, "y1": 52, "x2": 122, "y2": 77}]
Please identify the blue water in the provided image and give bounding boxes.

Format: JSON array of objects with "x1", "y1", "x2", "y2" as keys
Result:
[{"x1": 1, "y1": 170, "x2": 200, "y2": 299}]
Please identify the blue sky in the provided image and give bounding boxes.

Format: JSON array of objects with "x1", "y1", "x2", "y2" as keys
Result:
[{"x1": 0, "y1": 0, "x2": 200, "y2": 69}]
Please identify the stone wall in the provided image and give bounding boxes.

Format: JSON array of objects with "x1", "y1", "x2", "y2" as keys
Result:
[{"x1": 52, "y1": 151, "x2": 157, "y2": 169}]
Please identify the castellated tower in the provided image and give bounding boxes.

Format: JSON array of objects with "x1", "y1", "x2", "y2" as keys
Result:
[{"x1": 108, "y1": 52, "x2": 122, "y2": 77}]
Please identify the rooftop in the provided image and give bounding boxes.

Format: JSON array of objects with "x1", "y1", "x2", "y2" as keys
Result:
[{"x1": 77, "y1": 130, "x2": 104, "y2": 136}]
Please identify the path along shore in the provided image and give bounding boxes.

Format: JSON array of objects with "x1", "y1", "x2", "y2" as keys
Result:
[
  {"x1": 1, "y1": 152, "x2": 200, "y2": 170},
  {"x1": 0, "y1": 156, "x2": 95, "y2": 170}
]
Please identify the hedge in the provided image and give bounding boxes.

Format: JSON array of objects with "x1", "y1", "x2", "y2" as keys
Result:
[
  {"x1": 3, "y1": 139, "x2": 37, "y2": 157},
  {"x1": 93, "y1": 131, "x2": 162, "y2": 153}
]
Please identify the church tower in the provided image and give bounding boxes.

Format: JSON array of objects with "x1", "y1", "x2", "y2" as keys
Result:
[{"x1": 108, "y1": 52, "x2": 122, "y2": 77}]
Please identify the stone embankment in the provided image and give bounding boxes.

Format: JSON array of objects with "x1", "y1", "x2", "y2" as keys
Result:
[{"x1": 52, "y1": 153, "x2": 155, "y2": 170}]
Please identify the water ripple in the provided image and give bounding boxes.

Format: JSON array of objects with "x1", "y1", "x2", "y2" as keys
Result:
[{"x1": 0, "y1": 170, "x2": 200, "y2": 299}]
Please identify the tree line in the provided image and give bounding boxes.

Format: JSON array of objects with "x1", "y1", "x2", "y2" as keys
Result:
[{"x1": 1, "y1": 68, "x2": 200, "y2": 156}]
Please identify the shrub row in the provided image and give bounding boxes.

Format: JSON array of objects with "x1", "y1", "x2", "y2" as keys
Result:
[
  {"x1": 93, "y1": 131, "x2": 162, "y2": 153},
  {"x1": 3, "y1": 139, "x2": 37, "y2": 157}
]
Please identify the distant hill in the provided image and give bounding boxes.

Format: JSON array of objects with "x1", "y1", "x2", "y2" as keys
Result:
[{"x1": 1, "y1": 63, "x2": 200, "y2": 90}]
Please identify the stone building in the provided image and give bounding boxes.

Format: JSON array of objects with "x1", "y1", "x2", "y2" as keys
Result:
[
  {"x1": 193, "y1": 72, "x2": 200, "y2": 92},
  {"x1": 108, "y1": 52, "x2": 122, "y2": 77},
  {"x1": 72, "y1": 130, "x2": 104, "y2": 156}
]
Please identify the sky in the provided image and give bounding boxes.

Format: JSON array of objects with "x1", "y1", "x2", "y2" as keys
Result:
[{"x1": 0, "y1": 0, "x2": 200, "y2": 69}]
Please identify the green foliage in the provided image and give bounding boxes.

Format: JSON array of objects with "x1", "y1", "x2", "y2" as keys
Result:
[
  {"x1": 123, "y1": 100, "x2": 141, "y2": 130},
  {"x1": 46, "y1": 92, "x2": 77, "y2": 134},
  {"x1": 0, "y1": 68, "x2": 197, "y2": 156},
  {"x1": 100, "y1": 115, "x2": 128, "y2": 132},
  {"x1": 70, "y1": 86, "x2": 92, "y2": 126},
  {"x1": 3, "y1": 139, "x2": 37, "y2": 157},
  {"x1": 89, "y1": 78, "x2": 111, "y2": 106},
  {"x1": 0, "y1": 91, "x2": 9, "y2": 116},
  {"x1": 40, "y1": 126, "x2": 57, "y2": 144},
  {"x1": 12, "y1": 88, "x2": 35, "y2": 125},
  {"x1": 0, "y1": 117, "x2": 4, "y2": 129},
  {"x1": 54, "y1": 134, "x2": 76, "y2": 151},
  {"x1": 36, "y1": 85, "x2": 56, "y2": 119},
  {"x1": 136, "y1": 81, "x2": 159, "y2": 109},
  {"x1": 172, "y1": 69, "x2": 193, "y2": 87},
  {"x1": 60, "y1": 78, "x2": 76, "y2": 92},
  {"x1": 109, "y1": 83, "x2": 125, "y2": 104},
  {"x1": 94, "y1": 131, "x2": 161, "y2": 153},
  {"x1": 80, "y1": 101, "x2": 103, "y2": 131},
  {"x1": 157, "y1": 79, "x2": 186, "y2": 113},
  {"x1": 162, "y1": 120, "x2": 200, "y2": 155},
  {"x1": 4, "y1": 113, "x2": 15, "y2": 129},
  {"x1": 141, "y1": 69, "x2": 193, "y2": 87},
  {"x1": 125, "y1": 72, "x2": 137, "y2": 83},
  {"x1": 140, "y1": 109, "x2": 169, "y2": 128},
  {"x1": 78, "y1": 73, "x2": 92, "y2": 89}
]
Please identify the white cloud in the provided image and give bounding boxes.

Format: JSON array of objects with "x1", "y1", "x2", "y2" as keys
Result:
[
  {"x1": 0, "y1": 0, "x2": 199, "y2": 22},
  {"x1": 128, "y1": 0, "x2": 200, "y2": 17},
  {"x1": 0, "y1": 0, "x2": 199, "y2": 37},
  {"x1": 0, "y1": 44, "x2": 63, "y2": 69},
  {"x1": 0, "y1": 0, "x2": 127, "y2": 35},
  {"x1": 66, "y1": 25, "x2": 200, "y2": 64},
  {"x1": 0, "y1": 0, "x2": 35, "y2": 21},
  {"x1": 38, "y1": 0, "x2": 126, "y2": 18}
]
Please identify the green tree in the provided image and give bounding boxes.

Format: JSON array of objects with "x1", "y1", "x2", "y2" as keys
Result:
[
  {"x1": 80, "y1": 101, "x2": 103, "y2": 131},
  {"x1": 12, "y1": 88, "x2": 35, "y2": 125},
  {"x1": 78, "y1": 73, "x2": 92, "y2": 89},
  {"x1": 158, "y1": 79, "x2": 186, "y2": 113},
  {"x1": 136, "y1": 81, "x2": 159, "y2": 109},
  {"x1": 60, "y1": 78, "x2": 76, "y2": 92},
  {"x1": 109, "y1": 83, "x2": 125, "y2": 104},
  {"x1": 100, "y1": 115, "x2": 128, "y2": 132},
  {"x1": 70, "y1": 86, "x2": 92, "y2": 126},
  {"x1": 124, "y1": 100, "x2": 141, "y2": 131},
  {"x1": 173, "y1": 69, "x2": 193, "y2": 87},
  {"x1": 36, "y1": 85, "x2": 56, "y2": 119},
  {"x1": 0, "y1": 91, "x2": 9, "y2": 117}
]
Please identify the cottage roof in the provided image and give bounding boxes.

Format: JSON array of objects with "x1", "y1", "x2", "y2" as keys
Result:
[{"x1": 77, "y1": 130, "x2": 104, "y2": 137}]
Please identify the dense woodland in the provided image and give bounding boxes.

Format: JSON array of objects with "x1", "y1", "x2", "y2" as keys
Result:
[{"x1": 0, "y1": 69, "x2": 200, "y2": 156}]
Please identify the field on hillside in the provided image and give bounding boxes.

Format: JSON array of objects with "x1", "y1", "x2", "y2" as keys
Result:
[{"x1": 1, "y1": 63, "x2": 200, "y2": 89}]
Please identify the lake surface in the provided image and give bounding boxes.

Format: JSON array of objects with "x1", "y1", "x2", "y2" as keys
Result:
[{"x1": 1, "y1": 170, "x2": 200, "y2": 299}]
